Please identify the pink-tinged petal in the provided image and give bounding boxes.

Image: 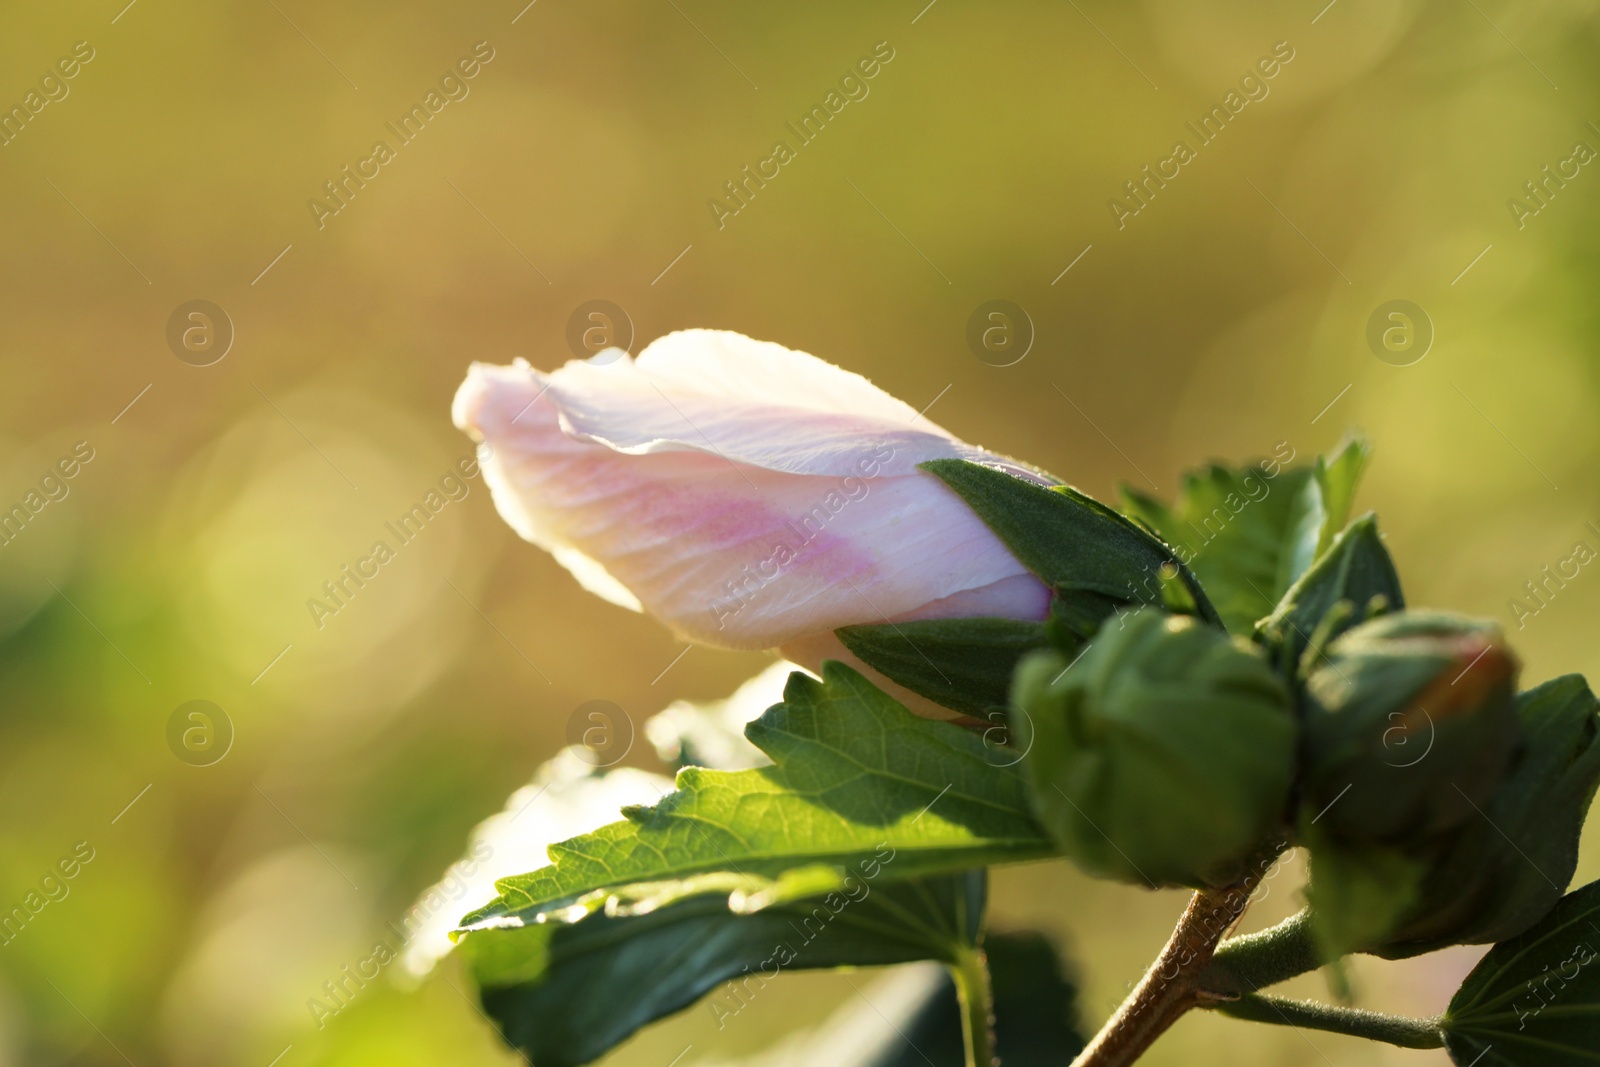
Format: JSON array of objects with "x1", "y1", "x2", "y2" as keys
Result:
[
  {"x1": 454, "y1": 356, "x2": 1049, "y2": 651},
  {"x1": 893, "y1": 573, "x2": 1054, "y2": 623},
  {"x1": 542, "y1": 329, "x2": 1024, "y2": 479}
]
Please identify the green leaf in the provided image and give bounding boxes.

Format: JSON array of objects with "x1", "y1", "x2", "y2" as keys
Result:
[
  {"x1": 400, "y1": 748, "x2": 679, "y2": 981},
  {"x1": 460, "y1": 663, "x2": 1054, "y2": 932},
  {"x1": 1119, "y1": 437, "x2": 1371, "y2": 634},
  {"x1": 920, "y1": 459, "x2": 1222, "y2": 628},
  {"x1": 1121, "y1": 466, "x2": 1310, "y2": 633},
  {"x1": 1256, "y1": 513, "x2": 1404, "y2": 676},
  {"x1": 835, "y1": 617, "x2": 1051, "y2": 718},
  {"x1": 982, "y1": 932, "x2": 1089, "y2": 1065},
  {"x1": 1442, "y1": 879, "x2": 1600, "y2": 1066},
  {"x1": 1375, "y1": 674, "x2": 1600, "y2": 958},
  {"x1": 1313, "y1": 436, "x2": 1371, "y2": 557},
  {"x1": 463, "y1": 872, "x2": 987, "y2": 1067}
]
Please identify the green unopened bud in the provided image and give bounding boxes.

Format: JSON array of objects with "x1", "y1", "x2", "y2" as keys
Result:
[
  {"x1": 1012, "y1": 607, "x2": 1294, "y2": 888},
  {"x1": 1372, "y1": 674, "x2": 1600, "y2": 958},
  {"x1": 1300, "y1": 611, "x2": 1520, "y2": 846}
]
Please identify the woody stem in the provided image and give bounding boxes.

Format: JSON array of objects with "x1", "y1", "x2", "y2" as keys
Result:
[{"x1": 1068, "y1": 882, "x2": 1256, "y2": 1067}]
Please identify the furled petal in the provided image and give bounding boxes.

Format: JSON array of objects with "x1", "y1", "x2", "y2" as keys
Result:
[
  {"x1": 453, "y1": 331, "x2": 1051, "y2": 651},
  {"x1": 544, "y1": 329, "x2": 991, "y2": 477}
]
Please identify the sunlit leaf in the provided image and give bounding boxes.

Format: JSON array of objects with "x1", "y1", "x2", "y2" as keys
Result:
[
  {"x1": 459, "y1": 663, "x2": 1054, "y2": 932},
  {"x1": 399, "y1": 748, "x2": 675, "y2": 979}
]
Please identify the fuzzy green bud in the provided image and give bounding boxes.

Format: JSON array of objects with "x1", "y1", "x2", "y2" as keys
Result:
[
  {"x1": 1372, "y1": 674, "x2": 1600, "y2": 957},
  {"x1": 1012, "y1": 607, "x2": 1294, "y2": 888},
  {"x1": 1300, "y1": 611, "x2": 1520, "y2": 846}
]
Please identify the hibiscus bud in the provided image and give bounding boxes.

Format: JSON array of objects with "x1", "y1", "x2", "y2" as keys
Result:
[
  {"x1": 1371, "y1": 674, "x2": 1600, "y2": 958},
  {"x1": 1011, "y1": 608, "x2": 1294, "y2": 888},
  {"x1": 1300, "y1": 612, "x2": 1520, "y2": 846},
  {"x1": 452, "y1": 330, "x2": 1054, "y2": 718}
]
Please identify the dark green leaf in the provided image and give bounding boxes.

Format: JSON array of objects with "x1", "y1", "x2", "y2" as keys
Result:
[
  {"x1": 1442, "y1": 879, "x2": 1600, "y2": 1066},
  {"x1": 836, "y1": 617, "x2": 1051, "y2": 718},
  {"x1": 460, "y1": 663, "x2": 1054, "y2": 932},
  {"x1": 464, "y1": 872, "x2": 987, "y2": 1067},
  {"x1": 1256, "y1": 513, "x2": 1404, "y2": 675},
  {"x1": 1046, "y1": 588, "x2": 1131, "y2": 647},
  {"x1": 920, "y1": 459, "x2": 1222, "y2": 628}
]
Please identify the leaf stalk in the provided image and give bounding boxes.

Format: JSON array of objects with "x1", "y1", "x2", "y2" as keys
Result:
[
  {"x1": 951, "y1": 945, "x2": 997, "y2": 1067},
  {"x1": 1209, "y1": 993, "x2": 1444, "y2": 1048}
]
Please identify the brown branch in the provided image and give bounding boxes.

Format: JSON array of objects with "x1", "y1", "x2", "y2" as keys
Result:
[{"x1": 1069, "y1": 878, "x2": 1260, "y2": 1067}]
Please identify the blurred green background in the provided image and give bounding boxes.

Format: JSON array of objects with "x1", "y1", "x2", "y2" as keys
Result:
[{"x1": 1, "y1": 1, "x2": 1597, "y2": 1064}]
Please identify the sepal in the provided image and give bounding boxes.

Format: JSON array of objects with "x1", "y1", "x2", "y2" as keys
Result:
[
  {"x1": 1256, "y1": 513, "x2": 1404, "y2": 677},
  {"x1": 920, "y1": 459, "x2": 1221, "y2": 627}
]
